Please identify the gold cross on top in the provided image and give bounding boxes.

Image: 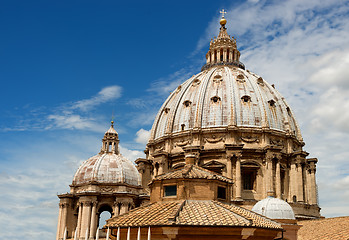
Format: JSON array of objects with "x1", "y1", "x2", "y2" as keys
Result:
[{"x1": 220, "y1": 9, "x2": 227, "y2": 18}]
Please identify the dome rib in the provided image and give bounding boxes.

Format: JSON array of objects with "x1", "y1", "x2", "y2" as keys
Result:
[{"x1": 150, "y1": 66, "x2": 302, "y2": 141}]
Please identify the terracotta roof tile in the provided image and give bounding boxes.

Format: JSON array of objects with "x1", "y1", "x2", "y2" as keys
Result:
[
  {"x1": 151, "y1": 165, "x2": 233, "y2": 184},
  {"x1": 106, "y1": 200, "x2": 281, "y2": 230},
  {"x1": 298, "y1": 216, "x2": 349, "y2": 240}
]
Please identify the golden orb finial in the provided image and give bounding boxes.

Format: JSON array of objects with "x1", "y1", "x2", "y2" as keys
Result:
[
  {"x1": 220, "y1": 18, "x2": 227, "y2": 26},
  {"x1": 219, "y1": 9, "x2": 227, "y2": 26}
]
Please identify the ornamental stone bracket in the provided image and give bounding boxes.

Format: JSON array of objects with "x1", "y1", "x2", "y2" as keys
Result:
[{"x1": 225, "y1": 144, "x2": 244, "y2": 158}]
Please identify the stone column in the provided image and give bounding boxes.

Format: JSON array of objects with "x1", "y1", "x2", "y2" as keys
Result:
[
  {"x1": 113, "y1": 201, "x2": 120, "y2": 217},
  {"x1": 226, "y1": 157, "x2": 232, "y2": 179},
  {"x1": 56, "y1": 203, "x2": 63, "y2": 240},
  {"x1": 235, "y1": 156, "x2": 242, "y2": 200},
  {"x1": 217, "y1": 49, "x2": 221, "y2": 61},
  {"x1": 229, "y1": 48, "x2": 233, "y2": 61},
  {"x1": 289, "y1": 162, "x2": 297, "y2": 202},
  {"x1": 80, "y1": 201, "x2": 92, "y2": 239},
  {"x1": 307, "y1": 158, "x2": 318, "y2": 205},
  {"x1": 310, "y1": 169, "x2": 317, "y2": 204},
  {"x1": 120, "y1": 201, "x2": 129, "y2": 215},
  {"x1": 296, "y1": 163, "x2": 304, "y2": 202},
  {"x1": 275, "y1": 160, "x2": 281, "y2": 199},
  {"x1": 89, "y1": 202, "x2": 98, "y2": 239},
  {"x1": 223, "y1": 49, "x2": 227, "y2": 62},
  {"x1": 76, "y1": 202, "x2": 83, "y2": 238},
  {"x1": 60, "y1": 203, "x2": 69, "y2": 238},
  {"x1": 265, "y1": 157, "x2": 273, "y2": 197}
]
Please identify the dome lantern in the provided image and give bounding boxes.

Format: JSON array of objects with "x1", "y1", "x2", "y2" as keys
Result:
[
  {"x1": 202, "y1": 9, "x2": 245, "y2": 71},
  {"x1": 100, "y1": 120, "x2": 120, "y2": 154}
]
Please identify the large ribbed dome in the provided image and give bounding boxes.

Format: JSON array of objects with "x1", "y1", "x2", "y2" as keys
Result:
[
  {"x1": 150, "y1": 66, "x2": 302, "y2": 141},
  {"x1": 72, "y1": 122, "x2": 140, "y2": 186}
]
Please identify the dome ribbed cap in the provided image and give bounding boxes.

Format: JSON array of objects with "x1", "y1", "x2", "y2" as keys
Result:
[
  {"x1": 252, "y1": 196, "x2": 296, "y2": 220},
  {"x1": 72, "y1": 122, "x2": 140, "y2": 186}
]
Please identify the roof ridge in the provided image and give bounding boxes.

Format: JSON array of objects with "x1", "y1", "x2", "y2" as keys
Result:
[
  {"x1": 214, "y1": 201, "x2": 282, "y2": 229},
  {"x1": 214, "y1": 201, "x2": 252, "y2": 226},
  {"x1": 168, "y1": 200, "x2": 186, "y2": 224}
]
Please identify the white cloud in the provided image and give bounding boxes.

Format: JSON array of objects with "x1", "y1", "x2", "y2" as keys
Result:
[
  {"x1": 119, "y1": 145, "x2": 145, "y2": 162},
  {"x1": 148, "y1": 68, "x2": 194, "y2": 97},
  {"x1": 135, "y1": 128, "x2": 150, "y2": 145},
  {"x1": 72, "y1": 85, "x2": 122, "y2": 111},
  {"x1": 46, "y1": 85, "x2": 122, "y2": 132}
]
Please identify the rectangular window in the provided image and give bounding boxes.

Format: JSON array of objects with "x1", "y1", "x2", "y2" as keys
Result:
[
  {"x1": 217, "y1": 186, "x2": 226, "y2": 199},
  {"x1": 243, "y1": 171, "x2": 255, "y2": 190},
  {"x1": 164, "y1": 185, "x2": 177, "y2": 197}
]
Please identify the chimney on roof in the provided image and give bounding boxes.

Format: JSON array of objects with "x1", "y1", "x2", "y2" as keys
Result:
[{"x1": 185, "y1": 154, "x2": 196, "y2": 165}]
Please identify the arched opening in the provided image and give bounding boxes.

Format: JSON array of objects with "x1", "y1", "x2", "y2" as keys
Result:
[
  {"x1": 154, "y1": 162, "x2": 159, "y2": 176},
  {"x1": 220, "y1": 48, "x2": 223, "y2": 61},
  {"x1": 98, "y1": 205, "x2": 113, "y2": 229}
]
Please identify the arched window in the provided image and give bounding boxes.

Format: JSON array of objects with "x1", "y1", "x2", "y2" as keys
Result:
[{"x1": 98, "y1": 205, "x2": 113, "y2": 229}]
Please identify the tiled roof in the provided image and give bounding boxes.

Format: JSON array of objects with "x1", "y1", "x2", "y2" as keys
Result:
[
  {"x1": 151, "y1": 164, "x2": 233, "y2": 184},
  {"x1": 298, "y1": 216, "x2": 349, "y2": 240},
  {"x1": 106, "y1": 200, "x2": 281, "y2": 230}
]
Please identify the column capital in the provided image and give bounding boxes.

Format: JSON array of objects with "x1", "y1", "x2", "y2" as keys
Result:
[
  {"x1": 59, "y1": 202, "x2": 70, "y2": 208},
  {"x1": 80, "y1": 200, "x2": 92, "y2": 206}
]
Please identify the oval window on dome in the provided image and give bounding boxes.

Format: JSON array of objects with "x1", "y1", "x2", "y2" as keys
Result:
[
  {"x1": 183, "y1": 100, "x2": 192, "y2": 107},
  {"x1": 163, "y1": 107, "x2": 170, "y2": 114},
  {"x1": 241, "y1": 95, "x2": 251, "y2": 103},
  {"x1": 192, "y1": 79, "x2": 201, "y2": 86},
  {"x1": 211, "y1": 96, "x2": 221, "y2": 103},
  {"x1": 237, "y1": 74, "x2": 246, "y2": 83},
  {"x1": 268, "y1": 99, "x2": 276, "y2": 107}
]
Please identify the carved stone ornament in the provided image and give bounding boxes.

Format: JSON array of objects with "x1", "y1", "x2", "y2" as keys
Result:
[
  {"x1": 204, "y1": 135, "x2": 225, "y2": 143},
  {"x1": 100, "y1": 186, "x2": 114, "y2": 192},
  {"x1": 270, "y1": 138, "x2": 284, "y2": 146},
  {"x1": 175, "y1": 139, "x2": 189, "y2": 147},
  {"x1": 154, "y1": 144, "x2": 164, "y2": 152},
  {"x1": 241, "y1": 136, "x2": 259, "y2": 143}
]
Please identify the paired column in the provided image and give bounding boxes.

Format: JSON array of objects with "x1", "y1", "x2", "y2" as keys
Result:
[
  {"x1": 275, "y1": 160, "x2": 281, "y2": 199},
  {"x1": 307, "y1": 158, "x2": 318, "y2": 205},
  {"x1": 76, "y1": 202, "x2": 83, "y2": 238},
  {"x1": 89, "y1": 202, "x2": 98, "y2": 239},
  {"x1": 226, "y1": 157, "x2": 232, "y2": 179},
  {"x1": 56, "y1": 203, "x2": 63, "y2": 240},
  {"x1": 80, "y1": 200, "x2": 92, "y2": 239},
  {"x1": 57, "y1": 202, "x2": 69, "y2": 239},
  {"x1": 289, "y1": 162, "x2": 297, "y2": 201},
  {"x1": 296, "y1": 162, "x2": 304, "y2": 202},
  {"x1": 235, "y1": 156, "x2": 242, "y2": 200},
  {"x1": 265, "y1": 157, "x2": 274, "y2": 196}
]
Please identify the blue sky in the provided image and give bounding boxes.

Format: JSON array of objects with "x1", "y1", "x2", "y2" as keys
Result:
[{"x1": 1, "y1": 0, "x2": 349, "y2": 239}]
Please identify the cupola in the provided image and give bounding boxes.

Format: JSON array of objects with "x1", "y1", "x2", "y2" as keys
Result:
[{"x1": 202, "y1": 9, "x2": 245, "y2": 71}]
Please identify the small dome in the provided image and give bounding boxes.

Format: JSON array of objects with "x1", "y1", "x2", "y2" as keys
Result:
[
  {"x1": 72, "y1": 121, "x2": 140, "y2": 186},
  {"x1": 72, "y1": 153, "x2": 140, "y2": 186},
  {"x1": 252, "y1": 196, "x2": 295, "y2": 220}
]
